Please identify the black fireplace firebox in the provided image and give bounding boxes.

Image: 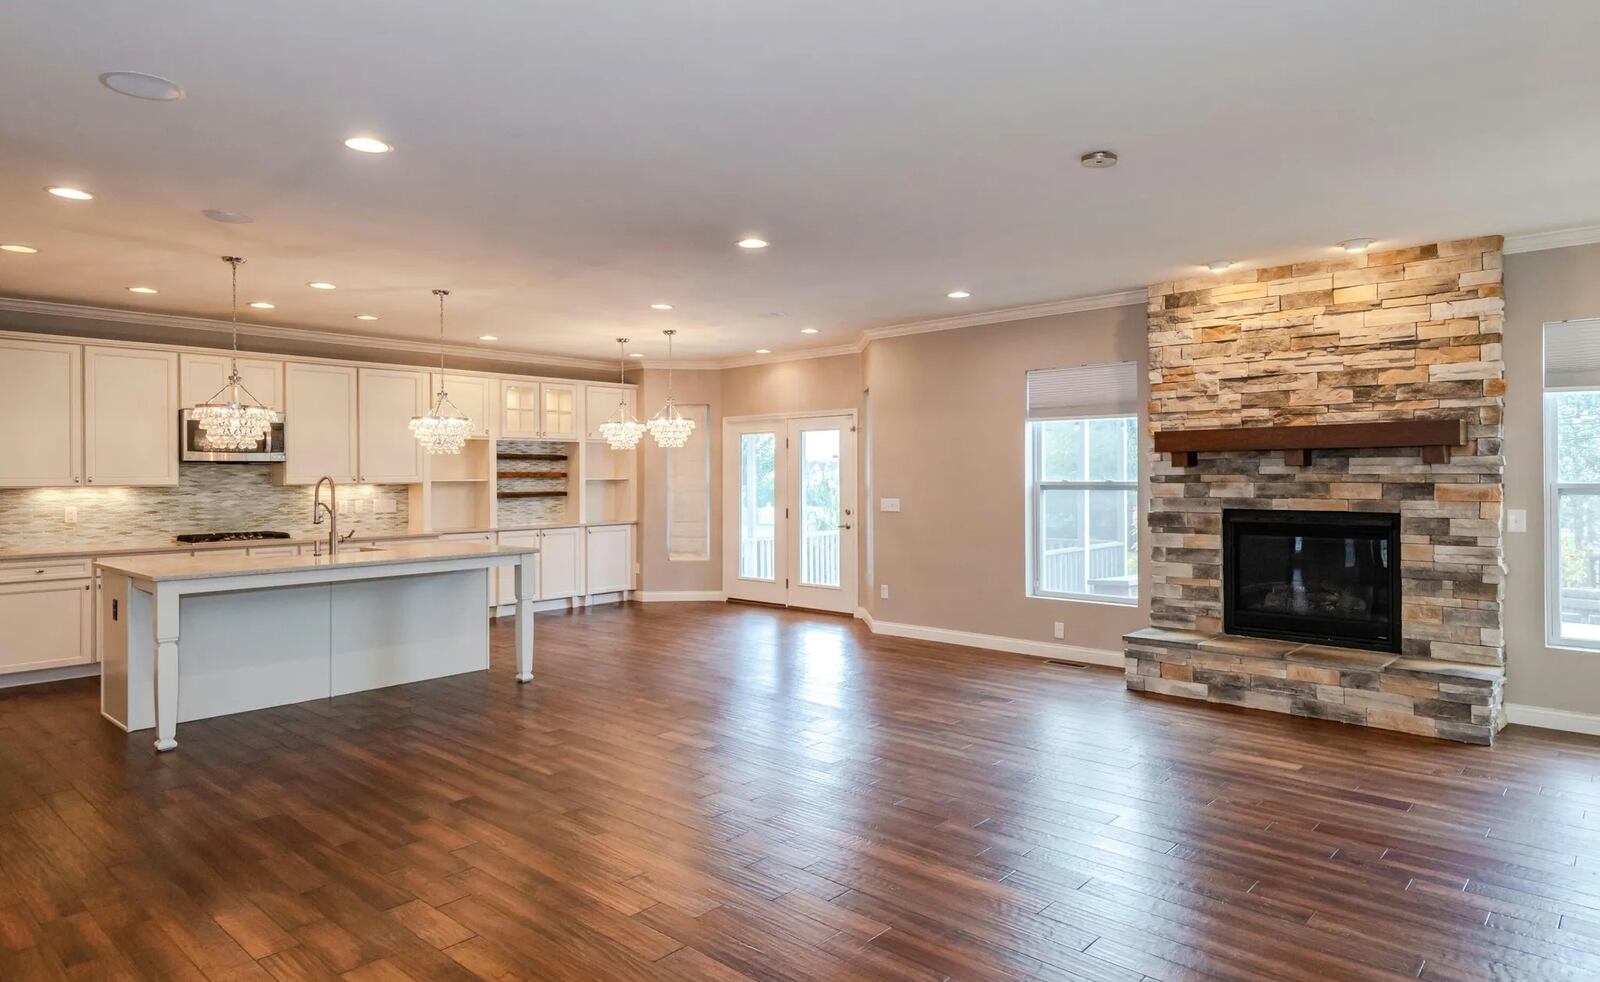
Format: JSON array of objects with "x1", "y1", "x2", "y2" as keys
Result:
[{"x1": 1222, "y1": 509, "x2": 1402, "y2": 653}]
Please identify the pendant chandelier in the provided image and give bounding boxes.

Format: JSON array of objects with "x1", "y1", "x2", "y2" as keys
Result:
[
  {"x1": 192, "y1": 256, "x2": 276, "y2": 450},
  {"x1": 409, "y1": 288, "x2": 473, "y2": 454},
  {"x1": 596, "y1": 337, "x2": 647, "y2": 450},
  {"x1": 647, "y1": 328, "x2": 694, "y2": 449}
]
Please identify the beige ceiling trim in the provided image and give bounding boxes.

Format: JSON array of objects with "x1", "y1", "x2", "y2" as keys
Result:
[
  {"x1": 0, "y1": 296, "x2": 617, "y2": 372},
  {"x1": 1503, "y1": 224, "x2": 1600, "y2": 255}
]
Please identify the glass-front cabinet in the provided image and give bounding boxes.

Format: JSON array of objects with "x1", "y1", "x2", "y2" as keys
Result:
[
  {"x1": 539, "y1": 382, "x2": 582, "y2": 441},
  {"x1": 500, "y1": 380, "x2": 540, "y2": 439},
  {"x1": 500, "y1": 380, "x2": 582, "y2": 440}
]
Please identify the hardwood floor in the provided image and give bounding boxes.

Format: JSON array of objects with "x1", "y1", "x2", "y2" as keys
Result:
[{"x1": 3, "y1": 603, "x2": 1600, "y2": 981}]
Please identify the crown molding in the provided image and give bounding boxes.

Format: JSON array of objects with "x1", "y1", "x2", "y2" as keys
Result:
[
  {"x1": 0, "y1": 296, "x2": 617, "y2": 372},
  {"x1": 1504, "y1": 224, "x2": 1600, "y2": 255},
  {"x1": 857, "y1": 288, "x2": 1147, "y2": 344}
]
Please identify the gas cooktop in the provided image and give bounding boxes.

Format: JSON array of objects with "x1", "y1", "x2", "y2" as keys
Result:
[{"x1": 174, "y1": 531, "x2": 292, "y2": 544}]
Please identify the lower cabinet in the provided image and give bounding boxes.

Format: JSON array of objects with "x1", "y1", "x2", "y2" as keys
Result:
[
  {"x1": 584, "y1": 525, "x2": 633, "y2": 595},
  {"x1": 539, "y1": 527, "x2": 584, "y2": 600},
  {"x1": 0, "y1": 578, "x2": 93, "y2": 675}
]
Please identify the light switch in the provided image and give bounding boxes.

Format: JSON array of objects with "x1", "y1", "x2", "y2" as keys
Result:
[
  {"x1": 880, "y1": 497, "x2": 901, "y2": 512},
  {"x1": 64, "y1": 505, "x2": 78, "y2": 525},
  {"x1": 1507, "y1": 508, "x2": 1527, "y2": 533}
]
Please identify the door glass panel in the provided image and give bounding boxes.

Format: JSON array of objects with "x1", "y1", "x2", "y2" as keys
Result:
[
  {"x1": 799, "y1": 429, "x2": 841, "y2": 587},
  {"x1": 739, "y1": 432, "x2": 776, "y2": 581},
  {"x1": 543, "y1": 386, "x2": 573, "y2": 435}
]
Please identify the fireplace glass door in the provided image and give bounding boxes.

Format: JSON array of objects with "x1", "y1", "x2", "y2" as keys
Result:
[{"x1": 1222, "y1": 509, "x2": 1402, "y2": 653}]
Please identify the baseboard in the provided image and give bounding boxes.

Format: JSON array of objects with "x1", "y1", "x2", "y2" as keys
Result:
[
  {"x1": 636, "y1": 591, "x2": 727, "y2": 603},
  {"x1": 853, "y1": 608, "x2": 1123, "y2": 668},
  {"x1": 0, "y1": 663, "x2": 100, "y2": 690},
  {"x1": 1505, "y1": 702, "x2": 1600, "y2": 737}
]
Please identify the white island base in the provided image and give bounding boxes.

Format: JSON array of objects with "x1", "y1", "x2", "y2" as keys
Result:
[{"x1": 97, "y1": 542, "x2": 537, "y2": 752}]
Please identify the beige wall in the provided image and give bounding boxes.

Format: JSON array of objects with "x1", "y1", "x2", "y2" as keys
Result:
[
  {"x1": 1503, "y1": 242, "x2": 1600, "y2": 714},
  {"x1": 720, "y1": 355, "x2": 864, "y2": 419},
  {"x1": 634, "y1": 368, "x2": 724, "y2": 595},
  {"x1": 862, "y1": 305, "x2": 1150, "y2": 651}
]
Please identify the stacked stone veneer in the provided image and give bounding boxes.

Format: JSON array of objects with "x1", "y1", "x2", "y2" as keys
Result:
[{"x1": 1125, "y1": 236, "x2": 1507, "y2": 743}]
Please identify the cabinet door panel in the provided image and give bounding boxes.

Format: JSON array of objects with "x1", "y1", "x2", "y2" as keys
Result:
[
  {"x1": 584, "y1": 525, "x2": 632, "y2": 594},
  {"x1": 0, "y1": 339, "x2": 81, "y2": 487},
  {"x1": 181, "y1": 354, "x2": 283, "y2": 411},
  {"x1": 539, "y1": 528, "x2": 583, "y2": 600},
  {"x1": 432, "y1": 373, "x2": 492, "y2": 439},
  {"x1": 84, "y1": 346, "x2": 179, "y2": 486},
  {"x1": 584, "y1": 386, "x2": 633, "y2": 440},
  {"x1": 283, "y1": 363, "x2": 358, "y2": 484},
  {"x1": 358, "y1": 368, "x2": 426, "y2": 483},
  {"x1": 500, "y1": 380, "x2": 540, "y2": 439},
  {"x1": 540, "y1": 382, "x2": 582, "y2": 441},
  {"x1": 0, "y1": 580, "x2": 91, "y2": 674}
]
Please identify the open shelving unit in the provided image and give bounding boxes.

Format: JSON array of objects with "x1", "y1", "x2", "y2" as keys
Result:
[
  {"x1": 495, "y1": 441, "x2": 574, "y2": 523},
  {"x1": 580, "y1": 441, "x2": 637, "y2": 524}
]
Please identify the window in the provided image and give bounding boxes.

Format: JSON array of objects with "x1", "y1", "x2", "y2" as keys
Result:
[
  {"x1": 1546, "y1": 320, "x2": 1600, "y2": 649},
  {"x1": 1026, "y1": 362, "x2": 1139, "y2": 603},
  {"x1": 666, "y1": 404, "x2": 711, "y2": 561}
]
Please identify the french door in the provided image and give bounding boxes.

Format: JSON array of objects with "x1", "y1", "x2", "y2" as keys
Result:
[{"x1": 724, "y1": 413, "x2": 857, "y2": 613}]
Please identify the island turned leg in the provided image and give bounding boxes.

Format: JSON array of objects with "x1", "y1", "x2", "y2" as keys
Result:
[
  {"x1": 153, "y1": 584, "x2": 180, "y2": 752},
  {"x1": 515, "y1": 556, "x2": 535, "y2": 683}
]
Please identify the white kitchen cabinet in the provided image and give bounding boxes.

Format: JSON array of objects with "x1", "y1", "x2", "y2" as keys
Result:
[
  {"x1": 0, "y1": 338, "x2": 81, "y2": 487},
  {"x1": 541, "y1": 527, "x2": 585, "y2": 600},
  {"x1": 84, "y1": 346, "x2": 179, "y2": 486},
  {"x1": 358, "y1": 368, "x2": 426, "y2": 483},
  {"x1": 181, "y1": 353, "x2": 284, "y2": 411},
  {"x1": 500, "y1": 380, "x2": 540, "y2": 439},
  {"x1": 585, "y1": 385, "x2": 633, "y2": 441},
  {"x1": 430, "y1": 373, "x2": 492, "y2": 439},
  {"x1": 282, "y1": 363, "x2": 358, "y2": 484},
  {"x1": 495, "y1": 530, "x2": 543, "y2": 606},
  {"x1": 584, "y1": 524, "x2": 632, "y2": 595},
  {"x1": 540, "y1": 382, "x2": 583, "y2": 441},
  {"x1": 0, "y1": 578, "x2": 93, "y2": 674}
]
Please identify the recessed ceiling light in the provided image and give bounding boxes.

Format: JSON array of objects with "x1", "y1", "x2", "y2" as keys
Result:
[
  {"x1": 755, "y1": 348, "x2": 772, "y2": 354},
  {"x1": 202, "y1": 208, "x2": 253, "y2": 224},
  {"x1": 46, "y1": 186, "x2": 93, "y2": 201},
  {"x1": 355, "y1": 314, "x2": 379, "y2": 321},
  {"x1": 800, "y1": 327, "x2": 819, "y2": 334},
  {"x1": 248, "y1": 301, "x2": 275, "y2": 309},
  {"x1": 1341, "y1": 238, "x2": 1376, "y2": 253},
  {"x1": 307, "y1": 281, "x2": 337, "y2": 290},
  {"x1": 629, "y1": 352, "x2": 644, "y2": 358},
  {"x1": 343, "y1": 136, "x2": 393, "y2": 154},
  {"x1": 1206, "y1": 260, "x2": 1233, "y2": 273},
  {"x1": 737, "y1": 238, "x2": 769, "y2": 249},
  {"x1": 947, "y1": 290, "x2": 972, "y2": 299},
  {"x1": 477, "y1": 334, "x2": 498, "y2": 341},
  {"x1": 127, "y1": 286, "x2": 158, "y2": 294},
  {"x1": 1080, "y1": 150, "x2": 1118, "y2": 169},
  {"x1": 650, "y1": 303, "x2": 674, "y2": 310},
  {"x1": 1, "y1": 244, "x2": 38, "y2": 254},
  {"x1": 98, "y1": 71, "x2": 185, "y2": 101}
]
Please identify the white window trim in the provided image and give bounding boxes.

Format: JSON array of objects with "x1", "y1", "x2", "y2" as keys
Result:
[
  {"x1": 1545, "y1": 390, "x2": 1600, "y2": 651},
  {"x1": 1025, "y1": 415, "x2": 1139, "y2": 606}
]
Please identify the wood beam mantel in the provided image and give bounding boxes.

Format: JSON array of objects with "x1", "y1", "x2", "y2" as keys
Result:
[{"x1": 1154, "y1": 419, "x2": 1467, "y2": 468}]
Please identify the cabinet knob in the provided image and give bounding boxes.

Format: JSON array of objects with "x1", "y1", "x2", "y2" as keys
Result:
[
  {"x1": 86, "y1": 477, "x2": 93, "y2": 483},
  {"x1": 35, "y1": 569, "x2": 45, "y2": 575},
  {"x1": 74, "y1": 477, "x2": 80, "y2": 484}
]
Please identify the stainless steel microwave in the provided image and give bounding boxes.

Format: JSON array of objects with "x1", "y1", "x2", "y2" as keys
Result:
[{"x1": 179, "y1": 409, "x2": 287, "y2": 462}]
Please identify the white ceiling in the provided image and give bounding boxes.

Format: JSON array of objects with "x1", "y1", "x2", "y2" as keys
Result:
[{"x1": 2, "y1": 1, "x2": 1598, "y2": 363}]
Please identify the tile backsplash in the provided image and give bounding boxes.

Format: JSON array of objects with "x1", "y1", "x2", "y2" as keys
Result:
[{"x1": 0, "y1": 464, "x2": 410, "y2": 551}]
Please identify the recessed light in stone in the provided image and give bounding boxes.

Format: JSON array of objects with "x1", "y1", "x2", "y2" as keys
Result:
[
  {"x1": 1341, "y1": 238, "x2": 1375, "y2": 253},
  {"x1": 1206, "y1": 260, "x2": 1233, "y2": 273}
]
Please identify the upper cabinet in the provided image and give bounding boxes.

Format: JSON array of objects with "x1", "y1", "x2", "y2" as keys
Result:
[
  {"x1": 282, "y1": 363, "x2": 357, "y2": 484},
  {"x1": 585, "y1": 385, "x2": 633, "y2": 441},
  {"x1": 500, "y1": 379, "x2": 584, "y2": 441},
  {"x1": 83, "y1": 346, "x2": 178, "y2": 487},
  {"x1": 357, "y1": 368, "x2": 426, "y2": 483},
  {"x1": 180, "y1": 354, "x2": 284, "y2": 412},
  {"x1": 0, "y1": 339, "x2": 81, "y2": 487},
  {"x1": 431, "y1": 372, "x2": 492, "y2": 440}
]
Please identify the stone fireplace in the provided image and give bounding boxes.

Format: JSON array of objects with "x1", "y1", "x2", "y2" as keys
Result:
[{"x1": 1124, "y1": 237, "x2": 1507, "y2": 744}]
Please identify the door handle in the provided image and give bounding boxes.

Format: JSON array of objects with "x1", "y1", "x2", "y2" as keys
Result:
[{"x1": 838, "y1": 523, "x2": 852, "y2": 530}]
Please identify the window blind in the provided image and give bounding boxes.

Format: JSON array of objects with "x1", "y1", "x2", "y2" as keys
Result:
[
  {"x1": 666, "y1": 404, "x2": 711, "y2": 561},
  {"x1": 1026, "y1": 360, "x2": 1139, "y2": 420},
  {"x1": 1546, "y1": 320, "x2": 1600, "y2": 390}
]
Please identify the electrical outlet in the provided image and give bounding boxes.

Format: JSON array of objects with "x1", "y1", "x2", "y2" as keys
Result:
[
  {"x1": 353, "y1": 498, "x2": 370, "y2": 514},
  {"x1": 337, "y1": 499, "x2": 351, "y2": 515},
  {"x1": 1053, "y1": 622, "x2": 1064, "y2": 640},
  {"x1": 1507, "y1": 508, "x2": 1527, "y2": 533},
  {"x1": 880, "y1": 583, "x2": 889, "y2": 599},
  {"x1": 63, "y1": 505, "x2": 78, "y2": 525},
  {"x1": 880, "y1": 497, "x2": 901, "y2": 512}
]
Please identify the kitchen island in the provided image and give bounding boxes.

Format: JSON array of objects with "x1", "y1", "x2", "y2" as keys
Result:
[{"x1": 97, "y1": 541, "x2": 537, "y2": 752}]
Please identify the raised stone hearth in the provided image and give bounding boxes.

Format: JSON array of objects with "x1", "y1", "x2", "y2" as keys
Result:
[
  {"x1": 1128, "y1": 236, "x2": 1507, "y2": 744},
  {"x1": 1125, "y1": 627, "x2": 1504, "y2": 744}
]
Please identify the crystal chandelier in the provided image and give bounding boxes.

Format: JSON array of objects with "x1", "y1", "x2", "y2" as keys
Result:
[
  {"x1": 409, "y1": 289, "x2": 473, "y2": 454},
  {"x1": 192, "y1": 256, "x2": 277, "y2": 450},
  {"x1": 597, "y1": 337, "x2": 647, "y2": 450},
  {"x1": 647, "y1": 328, "x2": 695, "y2": 449}
]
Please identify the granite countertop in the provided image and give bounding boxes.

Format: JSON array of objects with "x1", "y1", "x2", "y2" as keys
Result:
[
  {"x1": 0, "y1": 519, "x2": 631, "y2": 563},
  {"x1": 95, "y1": 540, "x2": 539, "y2": 584}
]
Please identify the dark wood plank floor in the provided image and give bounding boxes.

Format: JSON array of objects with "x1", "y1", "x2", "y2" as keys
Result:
[{"x1": 4, "y1": 602, "x2": 1600, "y2": 981}]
